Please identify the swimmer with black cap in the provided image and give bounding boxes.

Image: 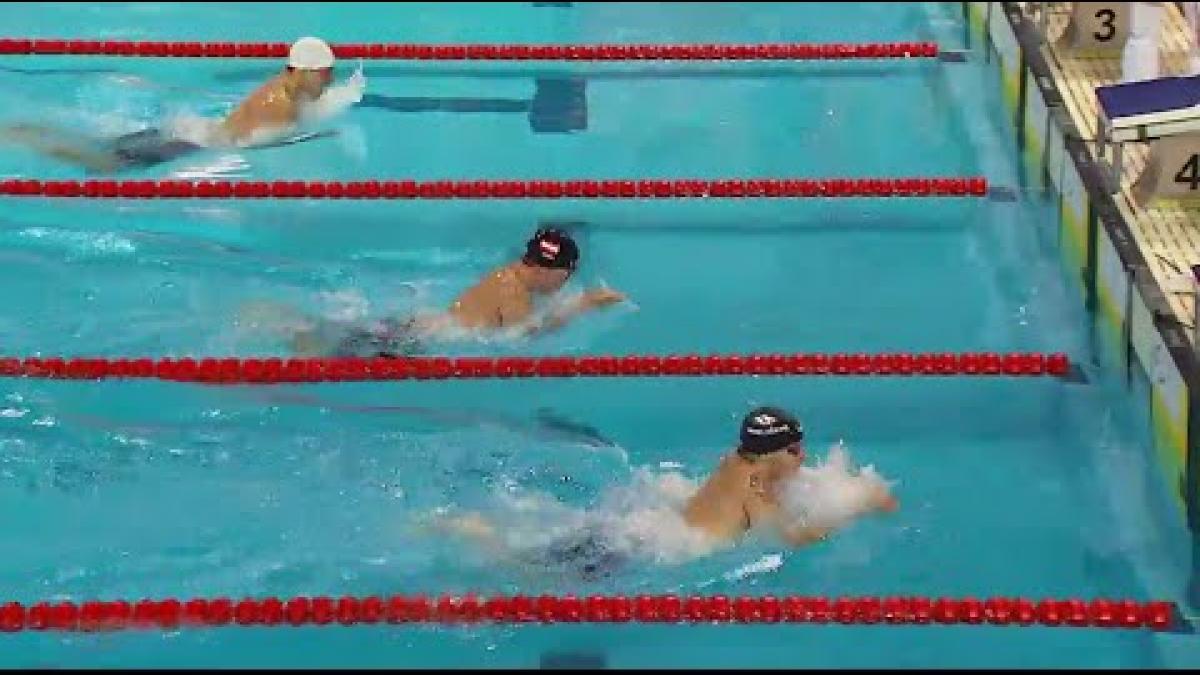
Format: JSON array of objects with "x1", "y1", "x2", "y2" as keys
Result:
[
  {"x1": 432, "y1": 405, "x2": 897, "y2": 581},
  {"x1": 1, "y1": 36, "x2": 361, "y2": 172},
  {"x1": 682, "y1": 406, "x2": 897, "y2": 546},
  {"x1": 265, "y1": 226, "x2": 627, "y2": 358},
  {"x1": 442, "y1": 226, "x2": 624, "y2": 334}
]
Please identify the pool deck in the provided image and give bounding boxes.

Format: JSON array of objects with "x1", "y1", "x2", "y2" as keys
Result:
[{"x1": 1031, "y1": 1, "x2": 1199, "y2": 337}]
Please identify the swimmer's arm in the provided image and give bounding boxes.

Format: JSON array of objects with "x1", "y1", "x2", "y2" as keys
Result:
[
  {"x1": 518, "y1": 288, "x2": 626, "y2": 337},
  {"x1": 519, "y1": 294, "x2": 588, "y2": 336},
  {"x1": 745, "y1": 490, "x2": 834, "y2": 548},
  {"x1": 778, "y1": 524, "x2": 834, "y2": 547},
  {"x1": 775, "y1": 490, "x2": 899, "y2": 547}
]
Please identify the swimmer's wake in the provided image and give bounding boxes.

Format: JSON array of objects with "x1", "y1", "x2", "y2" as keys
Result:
[
  {"x1": 251, "y1": 389, "x2": 619, "y2": 449},
  {"x1": 246, "y1": 129, "x2": 338, "y2": 149}
]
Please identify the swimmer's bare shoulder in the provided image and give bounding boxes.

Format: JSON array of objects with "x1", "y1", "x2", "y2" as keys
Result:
[
  {"x1": 682, "y1": 456, "x2": 755, "y2": 542},
  {"x1": 220, "y1": 73, "x2": 297, "y2": 145},
  {"x1": 448, "y1": 265, "x2": 532, "y2": 329}
]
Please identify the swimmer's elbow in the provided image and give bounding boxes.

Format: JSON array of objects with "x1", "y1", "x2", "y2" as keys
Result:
[
  {"x1": 526, "y1": 299, "x2": 585, "y2": 336},
  {"x1": 781, "y1": 525, "x2": 832, "y2": 547},
  {"x1": 525, "y1": 315, "x2": 567, "y2": 337},
  {"x1": 510, "y1": 308, "x2": 565, "y2": 337},
  {"x1": 217, "y1": 118, "x2": 248, "y2": 145}
]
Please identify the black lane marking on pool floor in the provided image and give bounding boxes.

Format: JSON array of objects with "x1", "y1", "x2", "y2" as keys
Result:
[
  {"x1": 987, "y1": 186, "x2": 1019, "y2": 202},
  {"x1": 530, "y1": 77, "x2": 587, "y2": 133},
  {"x1": 540, "y1": 652, "x2": 608, "y2": 670},
  {"x1": 358, "y1": 94, "x2": 529, "y2": 114},
  {"x1": 359, "y1": 77, "x2": 587, "y2": 133}
]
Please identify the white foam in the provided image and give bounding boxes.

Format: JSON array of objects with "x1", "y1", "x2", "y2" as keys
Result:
[
  {"x1": 600, "y1": 469, "x2": 723, "y2": 564},
  {"x1": 170, "y1": 154, "x2": 251, "y2": 180},
  {"x1": 164, "y1": 113, "x2": 293, "y2": 151},
  {"x1": 319, "y1": 289, "x2": 371, "y2": 322},
  {"x1": 779, "y1": 441, "x2": 895, "y2": 532},
  {"x1": 722, "y1": 553, "x2": 784, "y2": 582},
  {"x1": 298, "y1": 62, "x2": 367, "y2": 125},
  {"x1": 163, "y1": 113, "x2": 223, "y2": 148},
  {"x1": 470, "y1": 468, "x2": 724, "y2": 567},
  {"x1": 18, "y1": 227, "x2": 136, "y2": 256}
]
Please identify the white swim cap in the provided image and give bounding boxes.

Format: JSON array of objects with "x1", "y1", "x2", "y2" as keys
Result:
[{"x1": 288, "y1": 37, "x2": 335, "y2": 70}]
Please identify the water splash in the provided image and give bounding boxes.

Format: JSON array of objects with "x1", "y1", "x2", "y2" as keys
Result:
[
  {"x1": 780, "y1": 441, "x2": 895, "y2": 531},
  {"x1": 721, "y1": 553, "x2": 783, "y2": 582},
  {"x1": 17, "y1": 227, "x2": 137, "y2": 257},
  {"x1": 298, "y1": 61, "x2": 367, "y2": 125},
  {"x1": 439, "y1": 468, "x2": 724, "y2": 569},
  {"x1": 319, "y1": 289, "x2": 372, "y2": 323}
]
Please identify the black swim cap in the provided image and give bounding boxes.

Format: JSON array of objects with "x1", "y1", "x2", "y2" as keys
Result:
[
  {"x1": 523, "y1": 228, "x2": 579, "y2": 270},
  {"x1": 739, "y1": 406, "x2": 803, "y2": 455}
]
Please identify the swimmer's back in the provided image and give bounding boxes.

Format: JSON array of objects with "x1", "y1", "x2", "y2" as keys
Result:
[
  {"x1": 447, "y1": 264, "x2": 531, "y2": 329},
  {"x1": 221, "y1": 74, "x2": 298, "y2": 145}
]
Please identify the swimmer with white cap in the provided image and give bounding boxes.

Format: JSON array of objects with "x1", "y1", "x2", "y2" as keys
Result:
[
  {"x1": 0, "y1": 36, "x2": 361, "y2": 173},
  {"x1": 218, "y1": 36, "x2": 351, "y2": 146}
]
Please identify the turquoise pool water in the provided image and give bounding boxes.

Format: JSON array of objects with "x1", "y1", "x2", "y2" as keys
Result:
[{"x1": 0, "y1": 1, "x2": 1196, "y2": 668}]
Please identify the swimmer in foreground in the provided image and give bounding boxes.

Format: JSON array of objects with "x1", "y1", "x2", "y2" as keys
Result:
[
  {"x1": 681, "y1": 406, "x2": 898, "y2": 545},
  {"x1": 0, "y1": 36, "x2": 362, "y2": 173},
  {"x1": 248, "y1": 227, "x2": 627, "y2": 357},
  {"x1": 433, "y1": 406, "x2": 898, "y2": 580}
]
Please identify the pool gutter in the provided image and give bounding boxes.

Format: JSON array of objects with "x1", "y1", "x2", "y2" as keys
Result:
[{"x1": 969, "y1": 1, "x2": 1200, "y2": 609}]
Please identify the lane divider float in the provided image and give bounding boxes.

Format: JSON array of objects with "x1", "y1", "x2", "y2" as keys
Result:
[
  {"x1": 0, "y1": 595, "x2": 1184, "y2": 633},
  {"x1": 0, "y1": 40, "x2": 940, "y2": 61},
  {"x1": 0, "y1": 352, "x2": 1073, "y2": 384},
  {"x1": 0, "y1": 177, "x2": 989, "y2": 200}
]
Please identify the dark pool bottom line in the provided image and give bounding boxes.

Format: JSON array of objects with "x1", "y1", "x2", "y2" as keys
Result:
[
  {"x1": 358, "y1": 74, "x2": 586, "y2": 134},
  {"x1": 0, "y1": 595, "x2": 1189, "y2": 635}
]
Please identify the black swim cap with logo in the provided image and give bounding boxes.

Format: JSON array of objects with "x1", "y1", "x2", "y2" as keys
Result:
[
  {"x1": 523, "y1": 228, "x2": 579, "y2": 271},
  {"x1": 739, "y1": 406, "x2": 804, "y2": 455}
]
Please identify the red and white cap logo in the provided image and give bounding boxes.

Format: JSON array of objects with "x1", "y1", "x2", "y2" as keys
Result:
[{"x1": 539, "y1": 239, "x2": 561, "y2": 258}]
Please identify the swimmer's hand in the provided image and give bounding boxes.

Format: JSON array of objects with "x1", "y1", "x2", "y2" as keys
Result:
[
  {"x1": 581, "y1": 287, "x2": 626, "y2": 310},
  {"x1": 777, "y1": 488, "x2": 894, "y2": 548},
  {"x1": 866, "y1": 482, "x2": 899, "y2": 514},
  {"x1": 300, "y1": 61, "x2": 367, "y2": 122},
  {"x1": 421, "y1": 511, "x2": 497, "y2": 540},
  {"x1": 873, "y1": 490, "x2": 899, "y2": 513},
  {"x1": 447, "y1": 513, "x2": 496, "y2": 539},
  {"x1": 520, "y1": 288, "x2": 627, "y2": 337},
  {"x1": 345, "y1": 60, "x2": 367, "y2": 103}
]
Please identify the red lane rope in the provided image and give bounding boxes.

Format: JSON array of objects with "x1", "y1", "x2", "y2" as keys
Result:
[
  {"x1": 0, "y1": 595, "x2": 1180, "y2": 632},
  {"x1": 0, "y1": 352, "x2": 1072, "y2": 384},
  {"x1": 0, "y1": 177, "x2": 989, "y2": 200},
  {"x1": 0, "y1": 39, "x2": 939, "y2": 61}
]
